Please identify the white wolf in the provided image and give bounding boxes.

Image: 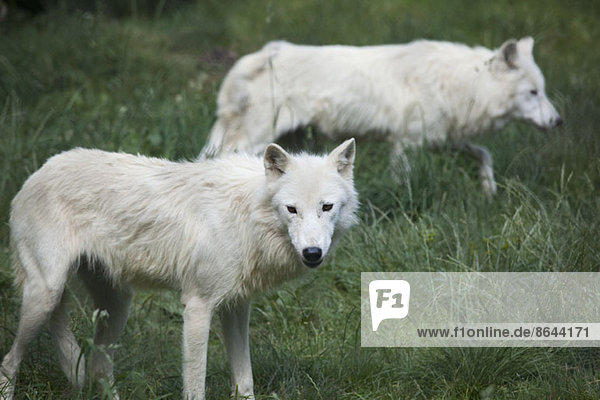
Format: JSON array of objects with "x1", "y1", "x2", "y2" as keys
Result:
[
  {"x1": 201, "y1": 37, "x2": 562, "y2": 195},
  {"x1": 0, "y1": 139, "x2": 358, "y2": 400}
]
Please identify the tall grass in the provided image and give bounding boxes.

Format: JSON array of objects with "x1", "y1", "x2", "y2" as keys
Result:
[{"x1": 1, "y1": 0, "x2": 599, "y2": 398}]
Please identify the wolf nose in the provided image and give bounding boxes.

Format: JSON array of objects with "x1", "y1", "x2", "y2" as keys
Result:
[
  {"x1": 302, "y1": 247, "x2": 323, "y2": 267},
  {"x1": 554, "y1": 116, "x2": 563, "y2": 127}
]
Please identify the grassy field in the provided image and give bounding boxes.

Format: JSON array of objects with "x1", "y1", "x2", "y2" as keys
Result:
[{"x1": 1, "y1": 0, "x2": 599, "y2": 398}]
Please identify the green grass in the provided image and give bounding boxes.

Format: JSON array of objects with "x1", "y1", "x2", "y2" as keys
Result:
[{"x1": 1, "y1": 0, "x2": 600, "y2": 398}]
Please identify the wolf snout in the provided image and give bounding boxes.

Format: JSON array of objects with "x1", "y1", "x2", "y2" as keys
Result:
[
  {"x1": 536, "y1": 114, "x2": 563, "y2": 130},
  {"x1": 302, "y1": 247, "x2": 323, "y2": 268}
]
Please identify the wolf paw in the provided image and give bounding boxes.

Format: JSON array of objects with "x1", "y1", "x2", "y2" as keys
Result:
[{"x1": 0, "y1": 373, "x2": 15, "y2": 400}]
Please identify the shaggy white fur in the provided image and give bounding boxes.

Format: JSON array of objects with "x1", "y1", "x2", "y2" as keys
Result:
[
  {"x1": 0, "y1": 139, "x2": 358, "y2": 400},
  {"x1": 201, "y1": 37, "x2": 562, "y2": 195}
]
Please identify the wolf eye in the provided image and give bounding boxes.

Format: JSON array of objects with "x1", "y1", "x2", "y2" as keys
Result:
[
  {"x1": 286, "y1": 206, "x2": 297, "y2": 214},
  {"x1": 530, "y1": 89, "x2": 538, "y2": 96},
  {"x1": 322, "y1": 203, "x2": 333, "y2": 212}
]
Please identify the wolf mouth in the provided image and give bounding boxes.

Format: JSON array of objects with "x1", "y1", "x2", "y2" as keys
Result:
[{"x1": 302, "y1": 259, "x2": 323, "y2": 268}]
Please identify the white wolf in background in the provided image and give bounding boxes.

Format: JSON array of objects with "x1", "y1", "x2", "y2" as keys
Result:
[
  {"x1": 201, "y1": 37, "x2": 562, "y2": 195},
  {"x1": 0, "y1": 139, "x2": 358, "y2": 400}
]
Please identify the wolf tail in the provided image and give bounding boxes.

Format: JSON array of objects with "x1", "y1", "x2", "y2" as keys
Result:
[
  {"x1": 199, "y1": 41, "x2": 285, "y2": 159},
  {"x1": 198, "y1": 119, "x2": 227, "y2": 159}
]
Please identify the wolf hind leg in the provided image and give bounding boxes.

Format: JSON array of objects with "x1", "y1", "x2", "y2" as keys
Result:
[
  {"x1": 48, "y1": 292, "x2": 85, "y2": 390},
  {"x1": 78, "y1": 265, "x2": 132, "y2": 399},
  {"x1": 1, "y1": 246, "x2": 70, "y2": 400}
]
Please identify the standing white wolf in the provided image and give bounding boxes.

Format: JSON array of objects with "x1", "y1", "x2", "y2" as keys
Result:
[
  {"x1": 201, "y1": 37, "x2": 562, "y2": 195},
  {"x1": 0, "y1": 139, "x2": 358, "y2": 400}
]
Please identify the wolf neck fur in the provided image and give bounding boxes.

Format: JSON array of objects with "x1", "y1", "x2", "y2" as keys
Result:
[
  {"x1": 235, "y1": 178, "x2": 305, "y2": 298},
  {"x1": 446, "y1": 60, "x2": 516, "y2": 140}
]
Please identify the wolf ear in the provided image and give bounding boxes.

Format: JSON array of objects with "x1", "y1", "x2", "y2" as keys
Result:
[
  {"x1": 328, "y1": 138, "x2": 356, "y2": 179},
  {"x1": 264, "y1": 143, "x2": 291, "y2": 179},
  {"x1": 498, "y1": 39, "x2": 519, "y2": 69},
  {"x1": 517, "y1": 36, "x2": 534, "y2": 56}
]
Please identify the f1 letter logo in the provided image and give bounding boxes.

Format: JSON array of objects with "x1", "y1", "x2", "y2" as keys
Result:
[{"x1": 369, "y1": 280, "x2": 410, "y2": 331}]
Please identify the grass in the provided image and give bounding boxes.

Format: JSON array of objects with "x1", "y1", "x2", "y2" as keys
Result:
[{"x1": 1, "y1": 0, "x2": 600, "y2": 398}]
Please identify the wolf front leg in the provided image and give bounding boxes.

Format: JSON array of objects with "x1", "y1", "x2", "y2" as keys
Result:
[
  {"x1": 220, "y1": 299, "x2": 254, "y2": 399},
  {"x1": 390, "y1": 141, "x2": 411, "y2": 185},
  {"x1": 182, "y1": 295, "x2": 214, "y2": 400},
  {"x1": 455, "y1": 142, "x2": 497, "y2": 195}
]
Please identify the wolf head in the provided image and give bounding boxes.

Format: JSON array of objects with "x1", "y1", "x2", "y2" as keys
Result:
[
  {"x1": 264, "y1": 139, "x2": 359, "y2": 268},
  {"x1": 491, "y1": 37, "x2": 562, "y2": 129}
]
